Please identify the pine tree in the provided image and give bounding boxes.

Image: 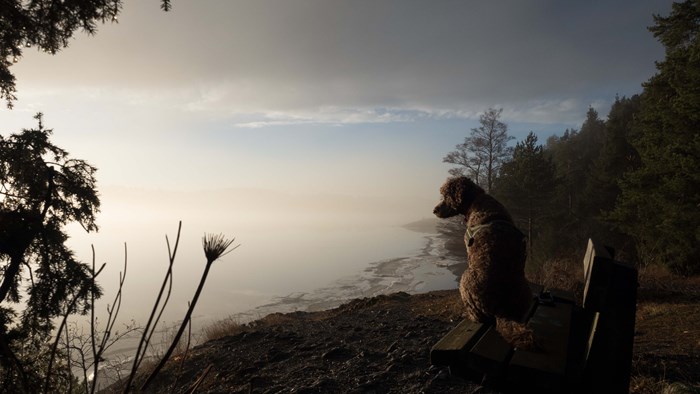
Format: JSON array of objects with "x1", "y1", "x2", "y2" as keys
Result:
[
  {"x1": 543, "y1": 109, "x2": 607, "y2": 256},
  {"x1": 610, "y1": 0, "x2": 700, "y2": 274},
  {"x1": 572, "y1": 96, "x2": 641, "y2": 261},
  {"x1": 588, "y1": 96, "x2": 641, "y2": 213},
  {"x1": 546, "y1": 129, "x2": 579, "y2": 217},
  {"x1": 494, "y1": 132, "x2": 557, "y2": 263},
  {"x1": 0, "y1": 0, "x2": 171, "y2": 108},
  {"x1": 0, "y1": 114, "x2": 101, "y2": 388},
  {"x1": 576, "y1": 107, "x2": 607, "y2": 195}
]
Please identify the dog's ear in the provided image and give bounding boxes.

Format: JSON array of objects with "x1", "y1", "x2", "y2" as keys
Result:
[
  {"x1": 437, "y1": 177, "x2": 453, "y2": 207},
  {"x1": 440, "y1": 177, "x2": 460, "y2": 208},
  {"x1": 446, "y1": 176, "x2": 480, "y2": 209},
  {"x1": 452, "y1": 177, "x2": 466, "y2": 206},
  {"x1": 450, "y1": 176, "x2": 471, "y2": 206}
]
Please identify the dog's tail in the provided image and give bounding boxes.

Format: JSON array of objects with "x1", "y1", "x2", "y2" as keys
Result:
[{"x1": 496, "y1": 318, "x2": 538, "y2": 351}]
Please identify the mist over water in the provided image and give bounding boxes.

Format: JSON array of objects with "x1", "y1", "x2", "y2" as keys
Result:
[{"x1": 64, "y1": 187, "x2": 458, "y2": 330}]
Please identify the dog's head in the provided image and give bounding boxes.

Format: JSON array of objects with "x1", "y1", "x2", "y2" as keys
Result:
[{"x1": 433, "y1": 176, "x2": 484, "y2": 218}]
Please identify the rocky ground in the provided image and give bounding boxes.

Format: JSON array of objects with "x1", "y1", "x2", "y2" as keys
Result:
[
  {"x1": 109, "y1": 269, "x2": 700, "y2": 393},
  {"x1": 124, "y1": 290, "x2": 483, "y2": 393}
]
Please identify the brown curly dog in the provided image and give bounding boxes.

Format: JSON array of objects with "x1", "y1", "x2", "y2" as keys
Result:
[{"x1": 433, "y1": 176, "x2": 532, "y2": 326}]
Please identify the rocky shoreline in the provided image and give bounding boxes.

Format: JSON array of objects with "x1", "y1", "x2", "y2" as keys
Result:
[{"x1": 229, "y1": 217, "x2": 465, "y2": 324}]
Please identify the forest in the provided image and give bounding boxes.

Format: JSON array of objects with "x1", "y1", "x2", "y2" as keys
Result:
[{"x1": 444, "y1": 1, "x2": 699, "y2": 276}]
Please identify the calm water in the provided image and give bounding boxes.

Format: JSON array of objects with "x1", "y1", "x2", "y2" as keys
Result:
[{"x1": 67, "y1": 217, "x2": 460, "y2": 328}]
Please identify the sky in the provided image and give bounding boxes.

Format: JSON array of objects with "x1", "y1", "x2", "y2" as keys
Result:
[
  {"x1": 0, "y1": 0, "x2": 675, "y2": 322},
  {"x1": 2, "y1": 1, "x2": 670, "y2": 207}
]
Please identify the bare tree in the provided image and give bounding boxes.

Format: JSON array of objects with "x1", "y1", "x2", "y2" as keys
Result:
[{"x1": 443, "y1": 108, "x2": 514, "y2": 192}]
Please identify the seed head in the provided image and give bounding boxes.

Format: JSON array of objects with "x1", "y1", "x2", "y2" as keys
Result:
[{"x1": 202, "y1": 233, "x2": 239, "y2": 263}]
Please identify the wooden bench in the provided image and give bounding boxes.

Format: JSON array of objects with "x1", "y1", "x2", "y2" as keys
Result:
[{"x1": 430, "y1": 239, "x2": 638, "y2": 393}]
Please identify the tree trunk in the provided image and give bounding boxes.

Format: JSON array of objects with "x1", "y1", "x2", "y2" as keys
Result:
[{"x1": 0, "y1": 254, "x2": 23, "y2": 304}]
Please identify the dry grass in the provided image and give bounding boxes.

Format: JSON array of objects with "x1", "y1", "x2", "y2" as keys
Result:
[
  {"x1": 630, "y1": 376, "x2": 700, "y2": 394},
  {"x1": 638, "y1": 264, "x2": 700, "y2": 299},
  {"x1": 631, "y1": 265, "x2": 700, "y2": 393},
  {"x1": 201, "y1": 315, "x2": 246, "y2": 342},
  {"x1": 407, "y1": 290, "x2": 464, "y2": 321},
  {"x1": 631, "y1": 375, "x2": 700, "y2": 394},
  {"x1": 158, "y1": 322, "x2": 192, "y2": 357},
  {"x1": 637, "y1": 302, "x2": 672, "y2": 319},
  {"x1": 526, "y1": 258, "x2": 584, "y2": 302},
  {"x1": 102, "y1": 323, "x2": 201, "y2": 393}
]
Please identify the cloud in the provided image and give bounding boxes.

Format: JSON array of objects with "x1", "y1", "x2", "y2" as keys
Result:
[
  {"x1": 503, "y1": 98, "x2": 587, "y2": 125},
  {"x1": 11, "y1": 0, "x2": 671, "y2": 127},
  {"x1": 232, "y1": 107, "x2": 413, "y2": 128}
]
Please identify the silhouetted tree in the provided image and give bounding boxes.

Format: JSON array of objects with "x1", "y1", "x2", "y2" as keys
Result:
[
  {"x1": 493, "y1": 132, "x2": 557, "y2": 264},
  {"x1": 545, "y1": 129, "x2": 579, "y2": 216},
  {"x1": 0, "y1": 113, "x2": 101, "y2": 389},
  {"x1": 443, "y1": 108, "x2": 513, "y2": 192},
  {"x1": 587, "y1": 96, "x2": 641, "y2": 215},
  {"x1": 0, "y1": 0, "x2": 171, "y2": 108},
  {"x1": 581, "y1": 96, "x2": 642, "y2": 259},
  {"x1": 610, "y1": 0, "x2": 700, "y2": 274},
  {"x1": 575, "y1": 108, "x2": 607, "y2": 220},
  {"x1": 541, "y1": 108, "x2": 610, "y2": 256}
]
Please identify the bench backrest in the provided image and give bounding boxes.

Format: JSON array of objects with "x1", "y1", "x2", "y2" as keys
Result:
[{"x1": 581, "y1": 238, "x2": 638, "y2": 393}]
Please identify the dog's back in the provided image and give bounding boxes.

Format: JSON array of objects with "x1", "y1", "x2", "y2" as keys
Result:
[{"x1": 461, "y1": 194, "x2": 531, "y2": 323}]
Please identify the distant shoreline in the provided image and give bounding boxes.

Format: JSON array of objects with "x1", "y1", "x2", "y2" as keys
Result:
[
  {"x1": 231, "y1": 218, "x2": 463, "y2": 322},
  {"x1": 402, "y1": 217, "x2": 439, "y2": 234}
]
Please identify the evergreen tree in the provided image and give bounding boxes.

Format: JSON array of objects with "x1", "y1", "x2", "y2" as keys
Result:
[
  {"x1": 494, "y1": 132, "x2": 557, "y2": 264},
  {"x1": 0, "y1": 0, "x2": 171, "y2": 108},
  {"x1": 546, "y1": 129, "x2": 579, "y2": 217},
  {"x1": 546, "y1": 108, "x2": 605, "y2": 218},
  {"x1": 544, "y1": 109, "x2": 607, "y2": 256},
  {"x1": 575, "y1": 108, "x2": 607, "y2": 204},
  {"x1": 579, "y1": 96, "x2": 642, "y2": 259},
  {"x1": 588, "y1": 96, "x2": 641, "y2": 215},
  {"x1": 610, "y1": 0, "x2": 700, "y2": 274},
  {"x1": 0, "y1": 114, "x2": 101, "y2": 388}
]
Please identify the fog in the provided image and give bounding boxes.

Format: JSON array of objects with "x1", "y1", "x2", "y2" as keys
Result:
[{"x1": 64, "y1": 186, "x2": 440, "y2": 327}]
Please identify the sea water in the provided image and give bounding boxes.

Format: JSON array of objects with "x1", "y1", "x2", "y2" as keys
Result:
[{"x1": 66, "y1": 217, "x2": 461, "y2": 328}]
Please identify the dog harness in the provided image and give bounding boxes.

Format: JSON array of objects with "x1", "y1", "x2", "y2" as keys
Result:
[{"x1": 466, "y1": 220, "x2": 521, "y2": 247}]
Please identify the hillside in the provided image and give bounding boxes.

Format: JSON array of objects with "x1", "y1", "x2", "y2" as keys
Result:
[{"x1": 111, "y1": 269, "x2": 700, "y2": 393}]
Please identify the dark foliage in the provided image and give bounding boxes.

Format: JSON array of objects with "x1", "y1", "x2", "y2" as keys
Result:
[
  {"x1": 474, "y1": 2, "x2": 699, "y2": 274},
  {"x1": 493, "y1": 132, "x2": 557, "y2": 263},
  {"x1": 610, "y1": 0, "x2": 700, "y2": 274},
  {"x1": 0, "y1": 0, "x2": 171, "y2": 108},
  {"x1": 0, "y1": 113, "x2": 101, "y2": 390}
]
